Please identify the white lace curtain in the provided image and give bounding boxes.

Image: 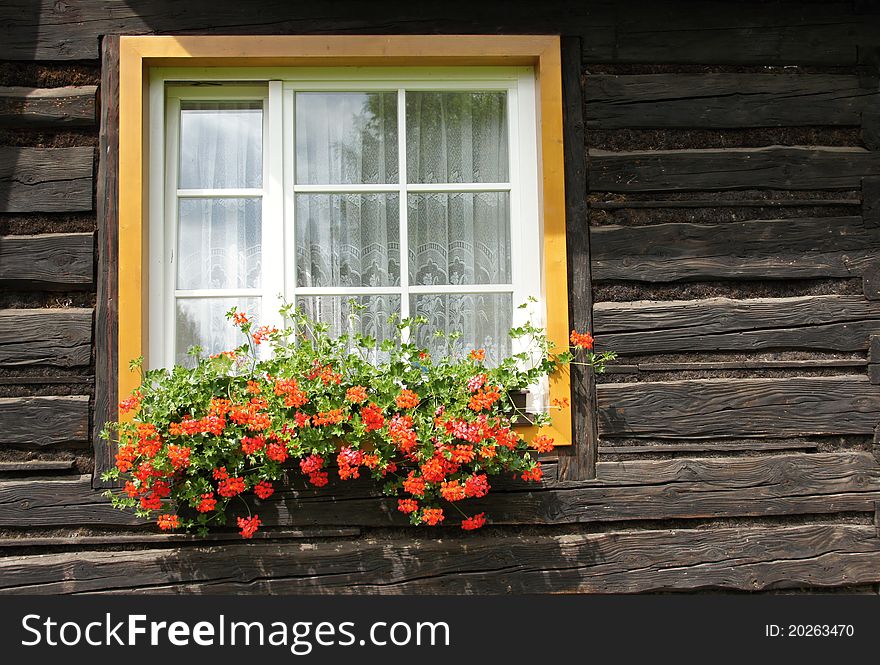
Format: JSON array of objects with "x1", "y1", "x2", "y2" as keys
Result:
[
  {"x1": 295, "y1": 91, "x2": 513, "y2": 362},
  {"x1": 173, "y1": 91, "x2": 514, "y2": 364}
]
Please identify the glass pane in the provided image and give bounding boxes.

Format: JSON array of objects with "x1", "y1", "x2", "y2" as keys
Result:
[
  {"x1": 295, "y1": 194, "x2": 399, "y2": 288},
  {"x1": 406, "y1": 91, "x2": 508, "y2": 184},
  {"x1": 408, "y1": 192, "x2": 510, "y2": 286},
  {"x1": 295, "y1": 92, "x2": 398, "y2": 185},
  {"x1": 179, "y1": 101, "x2": 262, "y2": 189},
  {"x1": 177, "y1": 198, "x2": 262, "y2": 290},
  {"x1": 296, "y1": 295, "x2": 401, "y2": 348},
  {"x1": 411, "y1": 293, "x2": 512, "y2": 366},
  {"x1": 175, "y1": 297, "x2": 260, "y2": 366}
]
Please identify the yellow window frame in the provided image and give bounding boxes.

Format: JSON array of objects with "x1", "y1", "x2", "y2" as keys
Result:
[{"x1": 117, "y1": 34, "x2": 573, "y2": 446}]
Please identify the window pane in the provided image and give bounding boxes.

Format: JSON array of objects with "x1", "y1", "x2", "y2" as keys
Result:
[
  {"x1": 408, "y1": 192, "x2": 510, "y2": 286},
  {"x1": 406, "y1": 91, "x2": 508, "y2": 184},
  {"x1": 175, "y1": 297, "x2": 260, "y2": 366},
  {"x1": 177, "y1": 198, "x2": 261, "y2": 290},
  {"x1": 295, "y1": 92, "x2": 398, "y2": 185},
  {"x1": 296, "y1": 295, "x2": 400, "y2": 344},
  {"x1": 295, "y1": 194, "x2": 400, "y2": 288},
  {"x1": 411, "y1": 293, "x2": 512, "y2": 365},
  {"x1": 179, "y1": 101, "x2": 262, "y2": 189}
]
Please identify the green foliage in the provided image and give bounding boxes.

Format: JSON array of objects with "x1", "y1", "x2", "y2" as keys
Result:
[{"x1": 104, "y1": 302, "x2": 614, "y2": 536}]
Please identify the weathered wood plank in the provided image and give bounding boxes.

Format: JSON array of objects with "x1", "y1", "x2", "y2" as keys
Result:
[
  {"x1": 0, "y1": 147, "x2": 93, "y2": 212},
  {"x1": 5, "y1": 453, "x2": 877, "y2": 528},
  {"x1": 0, "y1": 309, "x2": 92, "y2": 368},
  {"x1": 0, "y1": 233, "x2": 94, "y2": 288},
  {"x1": 1, "y1": 524, "x2": 878, "y2": 594},
  {"x1": 592, "y1": 197, "x2": 861, "y2": 210},
  {"x1": 582, "y1": 1, "x2": 875, "y2": 66},
  {"x1": 589, "y1": 147, "x2": 880, "y2": 192},
  {"x1": 93, "y1": 35, "x2": 120, "y2": 489},
  {"x1": 0, "y1": 460, "x2": 75, "y2": 472},
  {"x1": 559, "y1": 35, "x2": 596, "y2": 481},
  {"x1": 597, "y1": 376, "x2": 880, "y2": 439},
  {"x1": 0, "y1": 86, "x2": 96, "y2": 127},
  {"x1": 590, "y1": 216, "x2": 879, "y2": 282},
  {"x1": 0, "y1": 0, "x2": 873, "y2": 66},
  {"x1": 585, "y1": 73, "x2": 876, "y2": 129},
  {"x1": 0, "y1": 396, "x2": 90, "y2": 446},
  {"x1": 636, "y1": 359, "x2": 866, "y2": 372},
  {"x1": 864, "y1": 177, "x2": 880, "y2": 228},
  {"x1": 0, "y1": 0, "x2": 605, "y2": 60},
  {"x1": 598, "y1": 441, "x2": 818, "y2": 454},
  {"x1": 593, "y1": 295, "x2": 880, "y2": 355},
  {"x1": 0, "y1": 527, "x2": 361, "y2": 549}
]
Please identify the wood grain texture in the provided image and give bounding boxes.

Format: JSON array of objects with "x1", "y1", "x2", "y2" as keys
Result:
[
  {"x1": 0, "y1": 460, "x2": 75, "y2": 472},
  {"x1": 591, "y1": 216, "x2": 880, "y2": 282},
  {"x1": 0, "y1": 86, "x2": 96, "y2": 126},
  {"x1": 0, "y1": 309, "x2": 92, "y2": 368},
  {"x1": 0, "y1": 0, "x2": 875, "y2": 66},
  {"x1": 4, "y1": 453, "x2": 877, "y2": 528},
  {"x1": 593, "y1": 295, "x2": 880, "y2": 355},
  {"x1": 1, "y1": 524, "x2": 878, "y2": 594},
  {"x1": 0, "y1": 396, "x2": 89, "y2": 446},
  {"x1": 589, "y1": 147, "x2": 880, "y2": 192},
  {"x1": 584, "y1": 73, "x2": 876, "y2": 128},
  {"x1": 864, "y1": 177, "x2": 880, "y2": 228},
  {"x1": 0, "y1": 233, "x2": 93, "y2": 288},
  {"x1": 0, "y1": 147, "x2": 93, "y2": 212},
  {"x1": 580, "y1": 1, "x2": 877, "y2": 66},
  {"x1": 559, "y1": 35, "x2": 596, "y2": 481},
  {"x1": 598, "y1": 376, "x2": 880, "y2": 439},
  {"x1": 93, "y1": 35, "x2": 120, "y2": 489}
]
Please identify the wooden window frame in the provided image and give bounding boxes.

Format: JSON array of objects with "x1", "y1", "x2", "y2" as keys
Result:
[{"x1": 97, "y1": 34, "x2": 576, "y2": 485}]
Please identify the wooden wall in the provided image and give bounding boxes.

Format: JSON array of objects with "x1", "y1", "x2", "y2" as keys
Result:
[{"x1": 0, "y1": 0, "x2": 879, "y2": 594}]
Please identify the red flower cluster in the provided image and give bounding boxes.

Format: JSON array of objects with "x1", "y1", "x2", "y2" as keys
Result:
[
  {"x1": 157, "y1": 514, "x2": 180, "y2": 531},
  {"x1": 217, "y1": 476, "x2": 246, "y2": 497},
  {"x1": 103, "y1": 307, "x2": 610, "y2": 538},
  {"x1": 395, "y1": 389, "x2": 420, "y2": 410},
  {"x1": 337, "y1": 446, "x2": 363, "y2": 480},
  {"x1": 237, "y1": 515, "x2": 261, "y2": 538},
  {"x1": 346, "y1": 385, "x2": 368, "y2": 403},
  {"x1": 570, "y1": 329, "x2": 594, "y2": 350},
  {"x1": 461, "y1": 513, "x2": 486, "y2": 531},
  {"x1": 254, "y1": 481, "x2": 274, "y2": 499}
]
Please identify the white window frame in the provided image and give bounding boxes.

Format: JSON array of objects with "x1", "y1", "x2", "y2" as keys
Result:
[{"x1": 148, "y1": 67, "x2": 543, "y2": 370}]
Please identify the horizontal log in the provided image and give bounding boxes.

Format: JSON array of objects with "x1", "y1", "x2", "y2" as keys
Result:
[
  {"x1": 0, "y1": 309, "x2": 92, "y2": 368},
  {"x1": 598, "y1": 441, "x2": 818, "y2": 454},
  {"x1": 3, "y1": 452, "x2": 876, "y2": 528},
  {"x1": 0, "y1": 147, "x2": 93, "y2": 213},
  {"x1": 585, "y1": 73, "x2": 876, "y2": 129},
  {"x1": 0, "y1": 233, "x2": 94, "y2": 288},
  {"x1": 591, "y1": 216, "x2": 879, "y2": 282},
  {"x1": 1, "y1": 523, "x2": 878, "y2": 593},
  {"x1": 582, "y1": 1, "x2": 875, "y2": 66},
  {"x1": 0, "y1": 0, "x2": 872, "y2": 66},
  {"x1": 597, "y1": 376, "x2": 880, "y2": 439},
  {"x1": 636, "y1": 359, "x2": 866, "y2": 372},
  {"x1": 0, "y1": 527, "x2": 361, "y2": 549},
  {"x1": 593, "y1": 295, "x2": 880, "y2": 354},
  {"x1": 0, "y1": 460, "x2": 75, "y2": 472},
  {"x1": 0, "y1": 86, "x2": 96, "y2": 126},
  {"x1": 589, "y1": 147, "x2": 880, "y2": 192},
  {"x1": 591, "y1": 197, "x2": 861, "y2": 210},
  {"x1": 0, "y1": 395, "x2": 89, "y2": 446}
]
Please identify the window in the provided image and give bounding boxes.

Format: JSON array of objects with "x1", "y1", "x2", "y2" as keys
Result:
[
  {"x1": 114, "y1": 36, "x2": 572, "y2": 451},
  {"x1": 151, "y1": 70, "x2": 540, "y2": 369}
]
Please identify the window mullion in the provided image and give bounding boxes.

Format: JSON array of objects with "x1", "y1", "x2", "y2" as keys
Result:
[
  {"x1": 262, "y1": 81, "x2": 285, "y2": 343},
  {"x1": 397, "y1": 87, "x2": 411, "y2": 339}
]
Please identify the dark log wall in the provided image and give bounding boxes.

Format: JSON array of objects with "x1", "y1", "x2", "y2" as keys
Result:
[{"x1": 1, "y1": 0, "x2": 880, "y2": 595}]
